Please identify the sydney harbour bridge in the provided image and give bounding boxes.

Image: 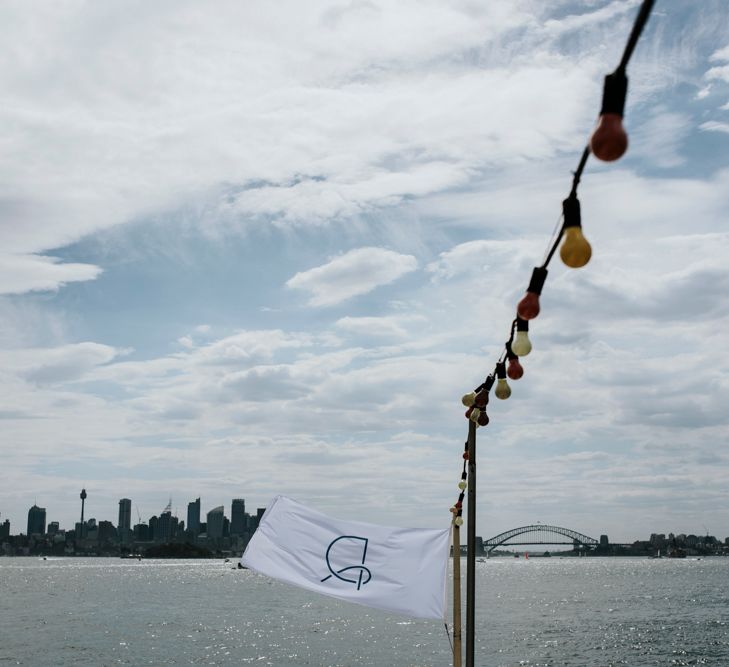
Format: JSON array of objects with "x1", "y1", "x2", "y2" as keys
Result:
[{"x1": 481, "y1": 524, "x2": 606, "y2": 555}]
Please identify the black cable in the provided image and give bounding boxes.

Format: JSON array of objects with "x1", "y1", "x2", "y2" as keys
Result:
[{"x1": 618, "y1": 0, "x2": 656, "y2": 73}]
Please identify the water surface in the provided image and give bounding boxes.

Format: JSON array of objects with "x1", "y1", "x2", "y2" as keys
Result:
[{"x1": 1, "y1": 556, "x2": 727, "y2": 665}]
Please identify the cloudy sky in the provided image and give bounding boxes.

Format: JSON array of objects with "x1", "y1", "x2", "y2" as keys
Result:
[{"x1": 1, "y1": 0, "x2": 728, "y2": 543}]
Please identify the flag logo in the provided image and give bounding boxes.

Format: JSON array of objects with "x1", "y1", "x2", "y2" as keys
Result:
[{"x1": 320, "y1": 535, "x2": 371, "y2": 590}]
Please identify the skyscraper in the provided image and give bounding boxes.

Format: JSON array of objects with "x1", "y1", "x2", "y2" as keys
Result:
[
  {"x1": 27, "y1": 504, "x2": 46, "y2": 536},
  {"x1": 206, "y1": 506, "x2": 225, "y2": 540},
  {"x1": 187, "y1": 497, "x2": 201, "y2": 535},
  {"x1": 118, "y1": 498, "x2": 132, "y2": 544},
  {"x1": 231, "y1": 499, "x2": 246, "y2": 536}
]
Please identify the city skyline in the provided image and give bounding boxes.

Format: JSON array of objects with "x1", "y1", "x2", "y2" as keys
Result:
[
  {"x1": 2, "y1": 490, "x2": 729, "y2": 545},
  {"x1": 1, "y1": 2, "x2": 729, "y2": 539}
]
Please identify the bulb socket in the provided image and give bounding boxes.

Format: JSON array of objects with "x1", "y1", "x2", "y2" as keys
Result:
[
  {"x1": 516, "y1": 316, "x2": 529, "y2": 333},
  {"x1": 526, "y1": 266, "x2": 548, "y2": 296},
  {"x1": 496, "y1": 361, "x2": 507, "y2": 380},
  {"x1": 600, "y1": 70, "x2": 628, "y2": 117},
  {"x1": 505, "y1": 341, "x2": 518, "y2": 361},
  {"x1": 562, "y1": 195, "x2": 582, "y2": 229}
]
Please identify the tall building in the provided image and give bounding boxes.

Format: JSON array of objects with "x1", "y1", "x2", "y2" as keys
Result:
[
  {"x1": 27, "y1": 504, "x2": 46, "y2": 536},
  {"x1": 157, "y1": 511, "x2": 178, "y2": 543},
  {"x1": 0, "y1": 518, "x2": 10, "y2": 540},
  {"x1": 187, "y1": 498, "x2": 201, "y2": 535},
  {"x1": 207, "y1": 506, "x2": 225, "y2": 539},
  {"x1": 118, "y1": 499, "x2": 132, "y2": 544},
  {"x1": 230, "y1": 499, "x2": 246, "y2": 536}
]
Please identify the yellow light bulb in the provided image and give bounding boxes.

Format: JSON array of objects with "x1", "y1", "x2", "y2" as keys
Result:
[
  {"x1": 454, "y1": 517, "x2": 463, "y2": 527},
  {"x1": 495, "y1": 378, "x2": 511, "y2": 400},
  {"x1": 560, "y1": 226, "x2": 592, "y2": 268},
  {"x1": 511, "y1": 331, "x2": 532, "y2": 357},
  {"x1": 461, "y1": 392, "x2": 476, "y2": 407},
  {"x1": 458, "y1": 480, "x2": 467, "y2": 491}
]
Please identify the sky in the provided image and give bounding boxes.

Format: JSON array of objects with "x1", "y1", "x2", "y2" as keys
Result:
[{"x1": 1, "y1": 0, "x2": 729, "y2": 543}]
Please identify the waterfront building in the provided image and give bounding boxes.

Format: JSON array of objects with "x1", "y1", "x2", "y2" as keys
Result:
[
  {"x1": 48, "y1": 521, "x2": 59, "y2": 535},
  {"x1": 133, "y1": 522, "x2": 150, "y2": 541},
  {"x1": 98, "y1": 520, "x2": 118, "y2": 544},
  {"x1": 231, "y1": 499, "x2": 246, "y2": 536},
  {"x1": 0, "y1": 518, "x2": 10, "y2": 540},
  {"x1": 86, "y1": 518, "x2": 98, "y2": 542},
  {"x1": 118, "y1": 498, "x2": 132, "y2": 543},
  {"x1": 27, "y1": 504, "x2": 46, "y2": 536},
  {"x1": 157, "y1": 510, "x2": 178, "y2": 543},
  {"x1": 207, "y1": 506, "x2": 225, "y2": 540},
  {"x1": 187, "y1": 497, "x2": 201, "y2": 535}
]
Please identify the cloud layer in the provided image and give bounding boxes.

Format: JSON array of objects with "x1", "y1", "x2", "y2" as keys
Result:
[{"x1": 1, "y1": 1, "x2": 729, "y2": 541}]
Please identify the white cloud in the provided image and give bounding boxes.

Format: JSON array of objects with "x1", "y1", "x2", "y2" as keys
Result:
[
  {"x1": 699, "y1": 120, "x2": 729, "y2": 134},
  {"x1": 335, "y1": 315, "x2": 422, "y2": 338},
  {"x1": 0, "y1": 254, "x2": 101, "y2": 295},
  {"x1": 286, "y1": 247, "x2": 417, "y2": 306}
]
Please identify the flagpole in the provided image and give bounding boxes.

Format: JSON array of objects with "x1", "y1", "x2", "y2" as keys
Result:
[
  {"x1": 452, "y1": 518, "x2": 462, "y2": 667},
  {"x1": 465, "y1": 420, "x2": 477, "y2": 667}
]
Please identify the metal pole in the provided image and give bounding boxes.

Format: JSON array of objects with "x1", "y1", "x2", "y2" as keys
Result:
[
  {"x1": 452, "y1": 519, "x2": 462, "y2": 667},
  {"x1": 465, "y1": 420, "x2": 477, "y2": 667}
]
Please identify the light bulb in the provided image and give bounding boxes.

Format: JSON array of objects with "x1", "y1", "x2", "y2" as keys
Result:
[
  {"x1": 468, "y1": 407, "x2": 481, "y2": 424},
  {"x1": 458, "y1": 480, "x2": 467, "y2": 491},
  {"x1": 590, "y1": 71, "x2": 629, "y2": 162},
  {"x1": 507, "y1": 357, "x2": 523, "y2": 380},
  {"x1": 517, "y1": 267, "x2": 548, "y2": 320},
  {"x1": 477, "y1": 411, "x2": 489, "y2": 426},
  {"x1": 474, "y1": 389, "x2": 489, "y2": 408},
  {"x1": 454, "y1": 517, "x2": 463, "y2": 527},
  {"x1": 495, "y1": 378, "x2": 511, "y2": 400},
  {"x1": 561, "y1": 227, "x2": 592, "y2": 268},
  {"x1": 494, "y1": 361, "x2": 511, "y2": 400},
  {"x1": 461, "y1": 392, "x2": 476, "y2": 407},
  {"x1": 512, "y1": 331, "x2": 531, "y2": 357},
  {"x1": 511, "y1": 317, "x2": 532, "y2": 357},
  {"x1": 560, "y1": 196, "x2": 592, "y2": 269},
  {"x1": 505, "y1": 341, "x2": 523, "y2": 380}
]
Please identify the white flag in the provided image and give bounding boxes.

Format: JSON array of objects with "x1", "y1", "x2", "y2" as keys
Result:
[{"x1": 240, "y1": 495, "x2": 450, "y2": 620}]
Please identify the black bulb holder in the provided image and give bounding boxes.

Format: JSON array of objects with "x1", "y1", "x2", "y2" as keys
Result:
[
  {"x1": 526, "y1": 266, "x2": 548, "y2": 296},
  {"x1": 600, "y1": 70, "x2": 628, "y2": 117},
  {"x1": 562, "y1": 195, "x2": 582, "y2": 229}
]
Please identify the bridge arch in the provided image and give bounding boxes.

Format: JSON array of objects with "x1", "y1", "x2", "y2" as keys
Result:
[{"x1": 483, "y1": 524, "x2": 599, "y2": 554}]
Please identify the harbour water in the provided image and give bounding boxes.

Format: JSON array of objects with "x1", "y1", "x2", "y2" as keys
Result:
[{"x1": 1, "y1": 556, "x2": 728, "y2": 665}]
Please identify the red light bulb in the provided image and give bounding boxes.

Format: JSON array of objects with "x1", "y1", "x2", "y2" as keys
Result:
[
  {"x1": 505, "y1": 341, "x2": 524, "y2": 380},
  {"x1": 591, "y1": 114, "x2": 628, "y2": 162},
  {"x1": 477, "y1": 411, "x2": 489, "y2": 427},
  {"x1": 590, "y1": 71, "x2": 629, "y2": 162},
  {"x1": 507, "y1": 357, "x2": 523, "y2": 380},
  {"x1": 474, "y1": 389, "x2": 489, "y2": 408},
  {"x1": 517, "y1": 267, "x2": 547, "y2": 320}
]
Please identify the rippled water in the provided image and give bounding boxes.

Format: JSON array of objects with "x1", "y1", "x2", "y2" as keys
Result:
[{"x1": 1, "y1": 556, "x2": 728, "y2": 665}]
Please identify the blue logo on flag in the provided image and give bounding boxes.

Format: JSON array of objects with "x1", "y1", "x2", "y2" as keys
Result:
[{"x1": 320, "y1": 535, "x2": 371, "y2": 590}]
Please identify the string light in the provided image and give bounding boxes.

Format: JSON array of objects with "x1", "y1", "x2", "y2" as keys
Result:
[
  {"x1": 590, "y1": 71, "x2": 628, "y2": 162},
  {"x1": 560, "y1": 195, "x2": 592, "y2": 268},
  {"x1": 517, "y1": 267, "x2": 548, "y2": 320},
  {"x1": 511, "y1": 317, "x2": 532, "y2": 357},
  {"x1": 506, "y1": 342, "x2": 524, "y2": 380},
  {"x1": 462, "y1": 392, "x2": 476, "y2": 407},
  {"x1": 452, "y1": 0, "x2": 655, "y2": 540},
  {"x1": 494, "y1": 361, "x2": 511, "y2": 400}
]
